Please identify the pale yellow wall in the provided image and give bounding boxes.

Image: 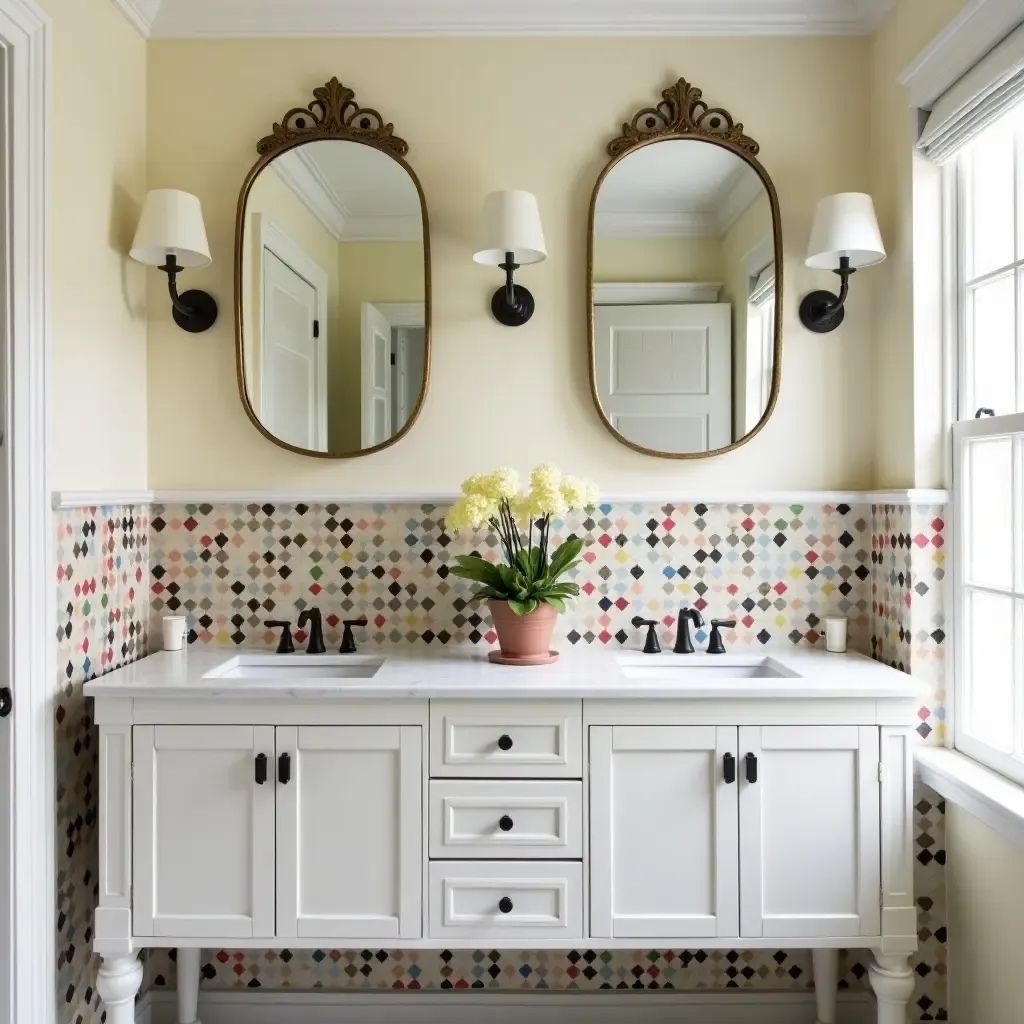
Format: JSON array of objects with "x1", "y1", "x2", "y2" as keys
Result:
[
  {"x1": 146, "y1": 37, "x2": 873, "y2": 491},
  {"x1": 242, "y1": 167, "x2": 342, "y2": 437},
  {"x1": 947, "y1": 805, "x2": 1024, "y2": 1022},
  {"x1": 593, "y1": 235, "x2": 724, "y2": 282},
  {"x1": 40, "y1": 0, "x2": 148, "y2": 489},
  {"x1": 333, "y1": 241, "x2": 425, "y2": 451},
  {"x1": 869, "y1": 0, "x2": 966, "y2": 487},
  {"x1": 721, "y1": 192, "x2": 774, "y2": 440}
]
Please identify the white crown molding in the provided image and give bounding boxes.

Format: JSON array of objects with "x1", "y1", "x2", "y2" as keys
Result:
[
  {"x1": 142, "y1": 0, "x2": 896, "y2": 39},
  {"x1": 595, "y1": 209, "x2": 718, "y2": 238},
  {"x1": 271, "y1": 151, "x2": 348, "y2": 242},
  {"x1": 717, "y1": 169, "x2": 766, "y2": 234},
  {"x1": 900, "y1": 0, "x2": 1024, "y2": 109},
  {"x1": 111, "y1": 0, "x2": 160, "y2": 37},
  {"x1": 52, "y1": 488, "x2": 951, "y2": 510},
  {"x1": 142, "y1": 988, "x2": 877, "y2": 1024}
]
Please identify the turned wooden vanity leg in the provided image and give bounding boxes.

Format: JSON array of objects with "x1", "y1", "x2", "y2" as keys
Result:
[
  {"x1": 177, "y1": 946, "x2": 202, "y2": 1024},
  {"x1": 96, "y1": 953, "x2": 143, "y2": 1024},
  {"x1": 812, "y1": 948, "x2": 839, "y2": 1023},
  {"x1": 868, "y1": 952, "x2": 915, "y2": 1024}
]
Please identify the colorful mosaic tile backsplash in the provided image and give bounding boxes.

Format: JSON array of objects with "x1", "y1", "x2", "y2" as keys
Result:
[
  {"x1": 53, "y1": 499, "x2": 948, "y2": 1023},
  {"x1": 55, "y1": 507, "x2": 149, "y2": 1024}
]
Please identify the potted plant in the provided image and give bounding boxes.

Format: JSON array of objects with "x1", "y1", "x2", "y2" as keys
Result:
[{"x1": 446, "y1": 465, "x2": 598, "y2": 665}]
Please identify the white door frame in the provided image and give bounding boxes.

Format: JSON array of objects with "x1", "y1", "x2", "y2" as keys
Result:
[
  {"x1": 0, "y1": 2, "x2": 52, "y2": 1023},
  {"x1": 255, "y1": 214, "x2": 329, "y2": 449}
]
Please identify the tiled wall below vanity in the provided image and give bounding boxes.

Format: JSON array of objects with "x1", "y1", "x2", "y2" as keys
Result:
[
  {"x1": 55, "y1": 499, "x2": 948, "y2": 1023},
  {"x1": 55, "y1": 507, "x2": 149, "y2": 1024}
]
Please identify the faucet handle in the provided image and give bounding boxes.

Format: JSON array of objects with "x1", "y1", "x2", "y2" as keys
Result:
[
  {"x1": 340, "y1": 617, "x2": 368, "y2": 654},
  {"x1": 265, "y1": 620, "x2": 294, "y2": 654},
  {"x1": 631, "y1": 616, "x2": 662, "y2": 655},
  {"x1": 707, "y1": 618, "x2": 737, "y2": 655}
]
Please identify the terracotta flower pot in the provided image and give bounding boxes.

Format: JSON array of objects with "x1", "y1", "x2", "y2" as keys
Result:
[{"x1": 488, "y1": 599, "x2": 558, "y2": 665}]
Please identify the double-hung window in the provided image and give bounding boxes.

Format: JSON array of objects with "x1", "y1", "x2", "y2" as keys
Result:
[{"x1": 951, "y1": 100, "x2": 1024, "y2": 785}]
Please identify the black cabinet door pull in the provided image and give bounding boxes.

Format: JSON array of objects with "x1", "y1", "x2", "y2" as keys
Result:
[
  {"x1": 498, "y1": 896, "x2": 514, "y2": 914},
  {"x1": 497, "y1": 734, "x2": 513, "y2": 751},
  {"x1": 279, "y1": 752, "x2": 291, "y2": 785},
  {"x1": 498, "y1": 815, "x2": 514, "y2": 832},
  {"x1": 254, "y1": 753, "x2": 268, "y2": 785},
  {"x1": 0, "y1": 687, "x2": 12, "y2": 718},
  {"x1": 745, "y1": 752, "x2": 758, "y2": 784},
  {"x1": 723, "y1": 753, "x2": 736, "y2": 784}
]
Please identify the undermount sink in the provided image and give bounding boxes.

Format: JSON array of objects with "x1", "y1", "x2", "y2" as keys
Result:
[
  {"x1": 203, "y1": 653, "x2": 385, "y2": 683},
  {"x1": 616, "y1": 654, "x2": 798, "y2": 682}
]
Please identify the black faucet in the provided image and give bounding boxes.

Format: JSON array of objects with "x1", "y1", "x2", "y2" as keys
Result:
[
  {"x1": 707, "y1": 619, "x2": 737, "y2": 654},
  {"x1": 340, "y1": 618, "x2": 368, "y2": 654},
  {"x1": 631, "y1": 616, "x2": 662, "y2": 654},
  {"x1": 674, "y1": 607, "x2": 705, "y2": 653},
  {"x1": 297, "y1": 608, "x2": 326, "y2": 654},
  {"x1": 265, "y1": 620, "x2": 295, "y2": 654}
]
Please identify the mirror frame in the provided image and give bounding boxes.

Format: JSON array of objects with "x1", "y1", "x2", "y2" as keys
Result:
[
  {"x1": 587, "y1": 78, "x2": 783, "y2": 460},
  {"x1": 234, "y1": 77, "x2": 432, "y2": 459}
]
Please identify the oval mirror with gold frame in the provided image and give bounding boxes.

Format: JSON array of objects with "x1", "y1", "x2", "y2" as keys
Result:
[
  {"x1": 235, "y1": 78, "x2": 431, "y2": 459},
  {"x1": 588, "y1": 78, "x2": 782, "y2": 459}
]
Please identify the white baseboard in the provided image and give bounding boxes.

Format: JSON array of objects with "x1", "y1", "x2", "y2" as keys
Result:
[{"x1": 140, "y1": 988, "x2": 876, "y2": 1024}]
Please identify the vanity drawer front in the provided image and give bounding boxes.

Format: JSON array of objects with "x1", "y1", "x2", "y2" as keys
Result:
[
  {"x1": 429, "y1": 780, "x2": 583, "y2": 858},
  {"x1": 429, "y1": 700, "x2": 582, "y2": 778},
  {"x1": 428, "y1": 861, "x2": 583, "y2": 940}
]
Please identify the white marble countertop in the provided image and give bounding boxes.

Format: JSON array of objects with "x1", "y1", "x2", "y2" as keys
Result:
[{"x1": 82, "y1": 645, "x2": 927, "y2": 701}]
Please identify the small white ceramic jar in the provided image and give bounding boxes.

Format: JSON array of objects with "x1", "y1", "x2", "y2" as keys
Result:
[
  {"x1": 825, "y1": 616, "x2": 848, "y2": 653},
  {"x1": 161, "y1": 615, "x2": 188, "y2": 652}
]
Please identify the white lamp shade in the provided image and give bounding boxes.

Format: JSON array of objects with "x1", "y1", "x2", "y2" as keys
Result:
[
  {"x1": 805, "y1": 192, "x2": 886, "y2": 270},
  {"x1": 473, "y1": 190, "x2": 547, "y2": 267},
  {"x1": 130, "y1": 189, "x2": 212, "y2": 268}
]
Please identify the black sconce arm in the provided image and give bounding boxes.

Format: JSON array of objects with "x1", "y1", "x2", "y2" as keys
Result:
[
  {"x1": 156, "y1": 252, "x2": 219, "y2": 334},
  {"x1": 489, "y1": 250, "x2": 536, "y2": 327},
  {"x1": 799, "y1": 255, "x2": 856, "y2": 334}
]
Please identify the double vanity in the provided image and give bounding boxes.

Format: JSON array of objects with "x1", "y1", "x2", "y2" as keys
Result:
[{"x1": 85, "y1": 645, "x2": 924, "y2": 1024}]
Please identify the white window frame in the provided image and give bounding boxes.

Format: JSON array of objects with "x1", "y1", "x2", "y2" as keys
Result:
[{"x1": 949, "y1": 102, "x2": 1024, "y2": 785}]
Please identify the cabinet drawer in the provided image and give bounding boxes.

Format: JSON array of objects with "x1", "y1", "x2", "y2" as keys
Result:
[
  {"x1": 429, "y1": 780, "x2": 582, "y2": 858},
  {"x1": 429, "y1": 700, "x2": 582, "y2": 778},
  {"x1": 428, "y1": 861, "x2": 583, "y2": 940}
]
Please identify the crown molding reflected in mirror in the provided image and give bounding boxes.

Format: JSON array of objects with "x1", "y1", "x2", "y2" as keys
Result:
[
  {"x1": 235, "y1": 78, "x2": 431, "y2": 460},
  {"x1": 587, "y1": 78, "x2": 784, "y2": 461}
]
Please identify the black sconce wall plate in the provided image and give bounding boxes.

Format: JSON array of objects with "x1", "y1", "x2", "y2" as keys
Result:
[
  {"x1": 491, "y1": 283, "x2": 535, "y2": 327},
  {"x1": 160, "y1": 253, "x2": 218, "y2": 333},
  {"x1": 799, "y1": 256, "x2": 854, "y2": 334}
]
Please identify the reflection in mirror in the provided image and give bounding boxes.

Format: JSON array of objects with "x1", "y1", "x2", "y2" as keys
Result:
[
  {"x1": 240, "y1": 139, "x2": 426, "y2": 455},
  {"x1": 591, "y1": 138, "x2": 778, "y2": 456}
]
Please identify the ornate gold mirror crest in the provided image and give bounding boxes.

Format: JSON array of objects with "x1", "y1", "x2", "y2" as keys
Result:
[
  {"x1": 588, "y1": 78, "x2": 783, "y2": 460},
  {"x1": 235, "y1": 78, "x2": 431, "y2": 459}
]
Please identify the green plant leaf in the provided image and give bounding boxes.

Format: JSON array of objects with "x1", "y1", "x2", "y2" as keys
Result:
[
  {"x1": 546, "y1": 536, "x2": 584, "y2": 581},
  {"x1": 542, "y1": 595, "x2": 567, "y2": 613},
  {"x1": 507, "y1": 598, "x2": 539, "y2": 616},
  {"x1": 449, "y1": 555, "x2": 504, "y2": 589}
]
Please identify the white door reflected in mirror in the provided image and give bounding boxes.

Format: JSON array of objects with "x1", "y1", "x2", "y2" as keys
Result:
[
  {"x1": 239, "y1": 138, "x2": 428, "y2": 456},
  {"x1": 589, "y1": 133, "x2": 780, "y2": 458}
]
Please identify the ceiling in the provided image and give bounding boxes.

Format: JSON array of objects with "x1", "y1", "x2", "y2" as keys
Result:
[
  {"x1": 595, "y1": 140, "x2": 765, "y2": 237},
  {"x1": 113, "y1": 0, "x2": 895, "y2": 38},
  {"x1": 271, "y1": 141, "x2": 423, "y2": 242}
]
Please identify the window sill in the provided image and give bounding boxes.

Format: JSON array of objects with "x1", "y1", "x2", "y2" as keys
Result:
[{"x1": 915, "y1": 747, "x2": 1024, "y2": 852}]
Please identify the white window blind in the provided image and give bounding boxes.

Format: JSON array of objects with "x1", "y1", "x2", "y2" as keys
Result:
[{"x1": 919, "y1": 18, "x2": 1024, "y2": 164}]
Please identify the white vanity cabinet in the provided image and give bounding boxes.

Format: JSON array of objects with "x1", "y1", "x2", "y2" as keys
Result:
[
  {"x1": 589, "y1": 723, "x2": 881, "y2": 942},
  {"x1": 85, "y1": 649, "x2": 924, "y2": 1024}
]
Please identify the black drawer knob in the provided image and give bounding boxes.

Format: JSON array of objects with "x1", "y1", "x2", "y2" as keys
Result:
[
  {"x1": 497, "y1": 734, "x2": 513, "y2": 751},
  {"x1": 498, "y1": 896, "x2": 514, "y2": 914},
  {"x1": 498, "y1": 815, "x2": 514, "y2": 832}
]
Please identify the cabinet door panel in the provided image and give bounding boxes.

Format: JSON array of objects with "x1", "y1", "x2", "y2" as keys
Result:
[
  {"x1": 133, "y1": 724, "x2": 275, "y2": 938},
  {"x1": 590, "y1": 725, "x2": 739, "y2": 938},
  {"x1": 739, "y1": 725, "x2": 880, "y2": 938},
  {"x1": 276, "y1": 725, "x2": 422, "y2": 939}
]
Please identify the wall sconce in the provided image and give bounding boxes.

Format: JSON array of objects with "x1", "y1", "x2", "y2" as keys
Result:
[
  {"x1": 473, "y1": 190, "x2": 547, "y2": 326},
  {"x1": 800, "y1": 192, "x2": 886, "y2": 334},
  {"x1": 130, "y1": 189, "x2": 218, "y2": 333}
]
